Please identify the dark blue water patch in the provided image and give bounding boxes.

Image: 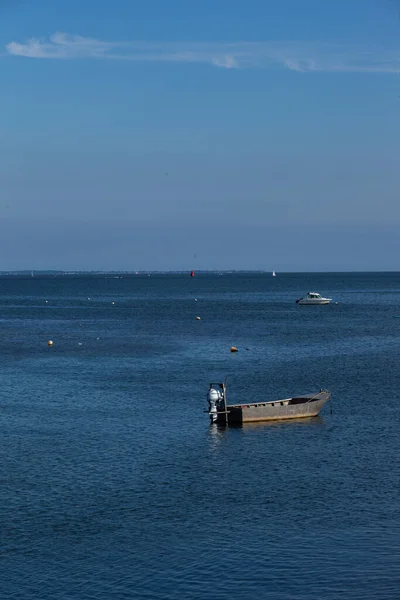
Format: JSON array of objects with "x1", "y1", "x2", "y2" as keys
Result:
[{"x1": 0, "y1": 273, "x2": 399, "y2": 599}]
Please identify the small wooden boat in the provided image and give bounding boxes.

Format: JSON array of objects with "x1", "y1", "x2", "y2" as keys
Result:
[{"x1": 207, "y1": 381, "x2": 330, "y2": 425}]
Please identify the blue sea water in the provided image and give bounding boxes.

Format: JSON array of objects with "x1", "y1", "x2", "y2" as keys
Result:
[{"x1": 0, "y1": 272, "x2": 399, "y2": 599}]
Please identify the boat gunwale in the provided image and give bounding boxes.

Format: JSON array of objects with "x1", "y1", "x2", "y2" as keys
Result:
[{"x1": 226, "y1": 391, "x2": 329, "y2": 410}]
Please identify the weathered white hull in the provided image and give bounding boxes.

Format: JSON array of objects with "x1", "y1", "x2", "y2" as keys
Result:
[{"x1": 297, "y1": 299, "x2": 330, "y2": 305}]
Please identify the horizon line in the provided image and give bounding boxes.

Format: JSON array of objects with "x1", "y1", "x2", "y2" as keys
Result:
[{"x1": 0, "y1": 270, "x2": 398, "y2": 275}]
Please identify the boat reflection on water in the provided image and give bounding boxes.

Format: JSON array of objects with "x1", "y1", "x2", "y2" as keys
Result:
[
  {"x1": 206, "y1": 415, "x2": 327, "y2": 453},
  {"x1": 207, "y1": 423, "x2": 227, "y2": 448},
  {"x1": 209, "y1": 414, "x2": 325, "y2": 432}
]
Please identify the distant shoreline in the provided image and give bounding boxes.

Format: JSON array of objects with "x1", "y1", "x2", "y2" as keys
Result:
[{"x1": 0, "y1": 270, "x2": 398, "y2": 276}]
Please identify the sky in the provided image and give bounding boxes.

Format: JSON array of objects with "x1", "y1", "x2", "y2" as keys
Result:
[{"x1": 0, "y1": 0, "x2": 400, "y2": 271}]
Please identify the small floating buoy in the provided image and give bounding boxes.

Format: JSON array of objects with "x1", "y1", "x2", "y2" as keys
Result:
[
  {"x1": 45, "y1": 300, "x2": 48, "y2": 303},
  {"x1": 88, "y1": 297, "x2": 91, "y2": 300},
  {"x1": 230, "y1": 346, "x2": 238, "y2": 352},
  {"x1": 194, "y1": 298, "x2": 198, "y2": 301},
  {"x1": 112, "y1": 301, "x2": 115, "y2": 305},
  {"x1": 196, "y1": 316, "x2": 201, "y2": 320},
  {"x1": 48, "y1": 340, "x2": 53, "y2": 347}
]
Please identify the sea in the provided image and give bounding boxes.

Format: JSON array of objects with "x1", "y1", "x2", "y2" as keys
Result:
[{"x1": 0, "y1": 272, "x2": 399, "y2": 600}]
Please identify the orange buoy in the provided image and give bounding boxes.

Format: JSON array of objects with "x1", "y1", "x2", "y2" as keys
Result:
[{"x1": 190, "y1": 270, "x2": 195, "y2": 277}]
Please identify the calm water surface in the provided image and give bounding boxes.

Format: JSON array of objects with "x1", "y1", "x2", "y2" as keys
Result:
[{"x1": 0, "y1": 272, "x2": 399, "y2": 599}]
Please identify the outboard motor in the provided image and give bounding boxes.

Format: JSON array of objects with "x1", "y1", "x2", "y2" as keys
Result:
[{"x1": 207, "y1": 387, "x2": 222, "y2": 423}]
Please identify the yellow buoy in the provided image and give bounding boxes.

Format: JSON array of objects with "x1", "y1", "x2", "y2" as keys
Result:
[
  {"x1": 48, "y1": 340, "x2": 53, "y2": 347},
  {"x1": 196, "y1": 316, "x2": 201, "y2": 320},
  {"x1": 230, "y1": 346, "x2": 238, "y2": 352}
]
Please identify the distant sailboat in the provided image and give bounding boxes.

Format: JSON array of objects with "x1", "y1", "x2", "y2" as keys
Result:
[{"x1": 272, "y1": 270, "x2": 276, "y2": 277}]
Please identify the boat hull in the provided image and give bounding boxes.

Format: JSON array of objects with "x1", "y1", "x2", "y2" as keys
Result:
[
  {"x1": 296, "y1": 299, "x2": 330, "y2": 305},
  {"x1": 216, "y1": 391, "x2": 330, "y2": 425}
]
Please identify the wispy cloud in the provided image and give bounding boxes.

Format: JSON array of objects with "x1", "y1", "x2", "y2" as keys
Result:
[{"x1": 5, "y1": 32, "x2": 400, "y2": 73}]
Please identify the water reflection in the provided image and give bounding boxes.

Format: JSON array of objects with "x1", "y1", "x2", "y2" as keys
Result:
[
  {"x1": 208, "y1": 415, "x2": 326, "y2": 438},
  {"x1": 207, "y1": 423, "x2": 228, "y2": 448}
]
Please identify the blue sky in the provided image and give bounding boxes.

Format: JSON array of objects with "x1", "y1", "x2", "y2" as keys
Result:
[{"x1": 0, "y1": 0, "x2": 399, "y2": 270}]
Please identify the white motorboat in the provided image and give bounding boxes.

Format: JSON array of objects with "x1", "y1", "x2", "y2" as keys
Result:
[{"x1": 296, "y1": 292, "x2": 331, "y2": 305}]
